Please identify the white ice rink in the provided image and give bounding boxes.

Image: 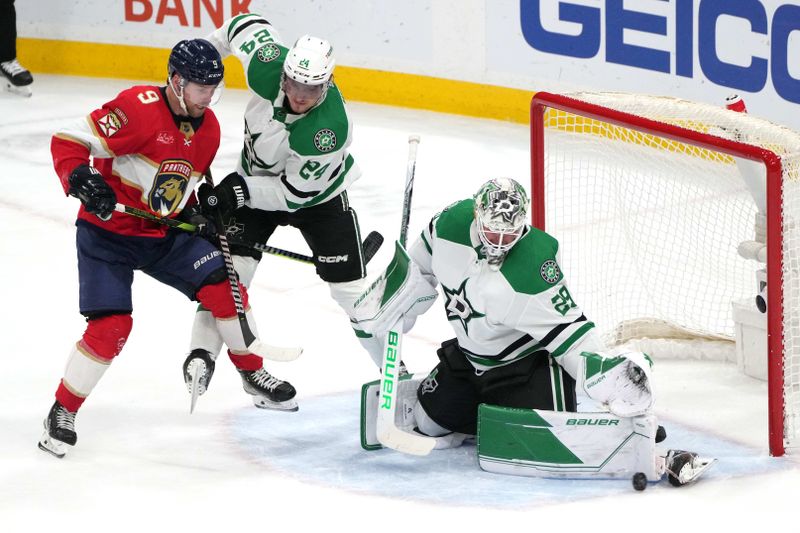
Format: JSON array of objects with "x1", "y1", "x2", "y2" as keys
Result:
[{"x1": 1, "y1": 76, "x2": 797, "y2": 531}]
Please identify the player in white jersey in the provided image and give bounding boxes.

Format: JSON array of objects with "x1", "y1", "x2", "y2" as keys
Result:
[
  {"x1": 183, "y1": 14, "x2": 371, "y2": 410},
  {"x1": 354, "y1": 178, "x2": 714, "y2": 486}
]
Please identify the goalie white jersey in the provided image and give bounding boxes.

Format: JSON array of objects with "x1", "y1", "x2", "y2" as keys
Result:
[
  {"x1": 408, "y1": 199, "x2": 600, "y2": 375},
  {"x1": 206, "y1": 14, "x2": 361, "y2": 212}
]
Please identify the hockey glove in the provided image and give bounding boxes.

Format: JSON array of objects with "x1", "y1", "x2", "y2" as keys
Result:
[
  {"x1": 178, "y1": 203, "x2": 218, "y2": 240},
  {"x1": 579, "y1": 350, "x2": 654, "y2": 417},
  {"x1": 68, "y1": 164, "x2": 116, "y2": 221},
  {"x1": 199, "y1": 172, "x2": 249, "y2": 216}
]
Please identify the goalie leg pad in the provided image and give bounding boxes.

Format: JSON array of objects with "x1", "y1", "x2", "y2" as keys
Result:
[
  {"x1": 360, "y1": 373, "x2": 426, "y2": 450},
  {"x1": 477, "y1": 405, "x2": 662, "y2": 481},
  {"x1": 351, "y1": 241, "x2": 437, "y2": 336}
]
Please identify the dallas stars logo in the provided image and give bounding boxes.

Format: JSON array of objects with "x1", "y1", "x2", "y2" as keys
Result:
[
  {"x1": 314, "y1": 128, "x2": 337, "y2": 152},
  {"x1": 443, "y1": 279, "x2": 484, "y2": 334},
  {"x1": 256, "y1": 43, "x2": 281, "y2": 63},
  {"x1": 242, "y1": 120, "x2": 278, "y2": 174},
  {"x1": 487, "y1": 190, "x2": 522, "y2": 224}
]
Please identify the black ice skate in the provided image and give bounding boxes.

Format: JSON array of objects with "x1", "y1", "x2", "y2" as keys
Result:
[
  {"x1": 1, "y1": 59, "x2": 33, "y2": 97},
  {"x1": 183, "y1": 349, "x2": 216, "y2": 413},
  {"x1": 38, "y1": 401, "x2": 77, "y2": 458},
  {"x1": 664, "y1": 449, "x2": 716, "y2": 486},
  {"x1": 238, "y1": 367, "x2": 298, "y2": 411}
]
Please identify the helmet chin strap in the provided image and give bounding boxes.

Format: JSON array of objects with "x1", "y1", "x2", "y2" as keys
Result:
[{"x1": 168, "y1": 75, "x2": 190, "y2": 116}]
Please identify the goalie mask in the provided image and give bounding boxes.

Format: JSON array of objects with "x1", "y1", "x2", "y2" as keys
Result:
[{"x1": 474, "y1": 178, "x2": 529, "y2": 267}]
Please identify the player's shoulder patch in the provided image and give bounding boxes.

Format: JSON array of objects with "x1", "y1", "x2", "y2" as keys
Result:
[
  {"x1": 255, "y1": 42, "x2": 282, "y2": 63},
  {"x1": 96, "y1": 110, "x2": 123, "y2": 138},
  {"x1": 500, "y1": 228, "x2": 562, "y2": 295}
]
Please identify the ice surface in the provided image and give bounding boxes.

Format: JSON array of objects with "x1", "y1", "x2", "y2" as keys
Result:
[{"x1": 0, "y1": 76, "x2": 796, "y2": 531}]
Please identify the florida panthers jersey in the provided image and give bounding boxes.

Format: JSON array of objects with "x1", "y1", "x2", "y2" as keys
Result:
[
  {"x1": 52, "y1": 85, "x2": 220, "y2": 237},
  {"x1": 206, "y1": 14, "x2": 360, "y2": 212},
  {"x1": 408, "y1": 199, "x2": 601, "y2": 376}
]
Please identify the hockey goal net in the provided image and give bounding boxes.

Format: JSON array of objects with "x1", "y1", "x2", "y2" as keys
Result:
[{"x1": 530, "y1": 92, "x2": 800, "y2": 456}]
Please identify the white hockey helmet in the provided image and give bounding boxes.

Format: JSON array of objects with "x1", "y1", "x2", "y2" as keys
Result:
[
  {"x1": 474, "y1": 178, "x2": 530, "y2": 265},
  {"x1": 283, "y1": 35, "x2": 335, "y2": 85}
]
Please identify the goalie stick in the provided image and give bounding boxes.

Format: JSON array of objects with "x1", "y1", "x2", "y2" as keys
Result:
[
  {"x1": 113, "y1": 203, "x2": 384, "y2": 265},
  {"x1": 376, "y1": 135, "x2": 436, "y2": 456}
]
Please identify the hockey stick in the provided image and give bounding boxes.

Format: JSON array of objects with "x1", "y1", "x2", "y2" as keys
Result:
[
  {"x1": 210, "y1": 206, "x2": 303, "y2": 362},
  {"x1": 113, "y1": 204, "x2": 384, "y2": 265},
  {"x1": 111, "y1": 204, "x2": 300, "y2": 361},
  {"x1": 376, "y1": 135, "x2": 436, "y2": 456}
]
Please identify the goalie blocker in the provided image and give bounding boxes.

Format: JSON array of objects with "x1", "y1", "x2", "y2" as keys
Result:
[{"x1": 360, "y1": 375, "x2": 715, "y2": 486}]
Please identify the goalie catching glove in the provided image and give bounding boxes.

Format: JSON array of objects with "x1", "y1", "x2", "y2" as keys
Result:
[{"x1": 578, "y1": 349, "x2": 654, "y2": 417}]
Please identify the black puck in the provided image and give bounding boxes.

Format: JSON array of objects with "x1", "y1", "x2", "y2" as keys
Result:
[{"x1": 632, "y1": 472, "x2": 647, "y2": 491}]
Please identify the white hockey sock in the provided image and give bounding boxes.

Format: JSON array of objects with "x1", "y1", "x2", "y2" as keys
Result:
[
  {"x1": 62, "y1": 343, "x2": 112, "y2": 399},
  {"x1": 216, "y1": 308, "x2": 261, "y2": 353},
  {"x1": 190, "y1": 308, "x2": 223, "y2": 359},
  {"x1": 192, "y1": 255, "x2": 261, "y2": 358}
]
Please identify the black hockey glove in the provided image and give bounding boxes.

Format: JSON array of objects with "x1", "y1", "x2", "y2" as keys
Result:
[
  {"x1": 68, "y1": 164, "x2": 116, "y2": 221},
  {"x1": 199, "y1": 172, "x2": 249, "y2": 216},
  {"x1": 178, "y1": 203, "x2": 218, "y2": 240}
]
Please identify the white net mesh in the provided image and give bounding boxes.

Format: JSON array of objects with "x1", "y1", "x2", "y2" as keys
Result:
[{"x1": 534, "y1": 92, "x2": 800, "y2": 451}]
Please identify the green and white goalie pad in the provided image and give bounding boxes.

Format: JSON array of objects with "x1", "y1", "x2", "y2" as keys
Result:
[
  {"x1": 352, "y1": 241, "x2": 438, "y2": 336},
  {"x1": 361, "y1": 373, "x2": 428, "y2": 450},
  {"x1": 478, "y1": 405, "x2": 662, "y2": 481},
  {"x1": 360, "y1": 373, "x2": 425, "y2": 450}
]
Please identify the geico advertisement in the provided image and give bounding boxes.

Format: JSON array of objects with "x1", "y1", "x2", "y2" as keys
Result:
[{"x1": 488, "y1": 0, "x2": 799, "y2": 129}]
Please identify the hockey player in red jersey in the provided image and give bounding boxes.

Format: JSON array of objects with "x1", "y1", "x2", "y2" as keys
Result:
[{"x1": 39, "y1": 39, "x2": 297, "y2": 459}]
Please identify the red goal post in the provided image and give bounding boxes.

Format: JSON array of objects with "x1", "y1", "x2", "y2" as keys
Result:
[{"x1": 530, "y1": 92, "x2": 799, "y2": 456}]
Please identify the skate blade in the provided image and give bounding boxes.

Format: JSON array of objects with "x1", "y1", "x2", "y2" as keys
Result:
[
  {"x1": 38, "y1": 432, "x2": 68, "y2": 458},
  {"x1": 189, "y1": 365, "x2": 202, "y2": 414},
  {"x1": 670, "y1": 457, "x2": 717, "y2": 486},
  {"x1": 252, "y1": 396, "x2": 299, "y2": 412},
  {"x1": 3, "y1": 82, "x2": 31, "y2": 97}
]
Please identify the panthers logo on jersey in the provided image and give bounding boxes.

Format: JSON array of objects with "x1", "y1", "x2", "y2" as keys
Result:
[{"x1": 149, "y1": 159, "x2": 193, "y2": 216}]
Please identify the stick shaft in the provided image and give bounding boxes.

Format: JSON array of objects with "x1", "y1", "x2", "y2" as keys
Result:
[{"x1": 399, "y1": 136, "x2": 420, "y2": 248}]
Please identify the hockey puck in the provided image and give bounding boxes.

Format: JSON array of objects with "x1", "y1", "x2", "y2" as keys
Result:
[{"x1": 632, "y1": 472, "x2": 647, "y2": 491}]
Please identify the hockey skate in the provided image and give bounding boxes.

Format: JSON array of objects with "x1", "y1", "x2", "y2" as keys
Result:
[
  {"x1": 238, "y1": 367, "x2": 298, "y2": 411},
  {"x1": 664, "y1": 449, "x2": 716, "y2": 486},
  {"x1": 38, "y1": 401, "x2": 77, "y2": 458},
  {"x1": 1, "y1": 59, "x2": 33, "y2": 97},
  {"x1": 183, "y1": 349, "x2": 216, "y2": 413}
]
